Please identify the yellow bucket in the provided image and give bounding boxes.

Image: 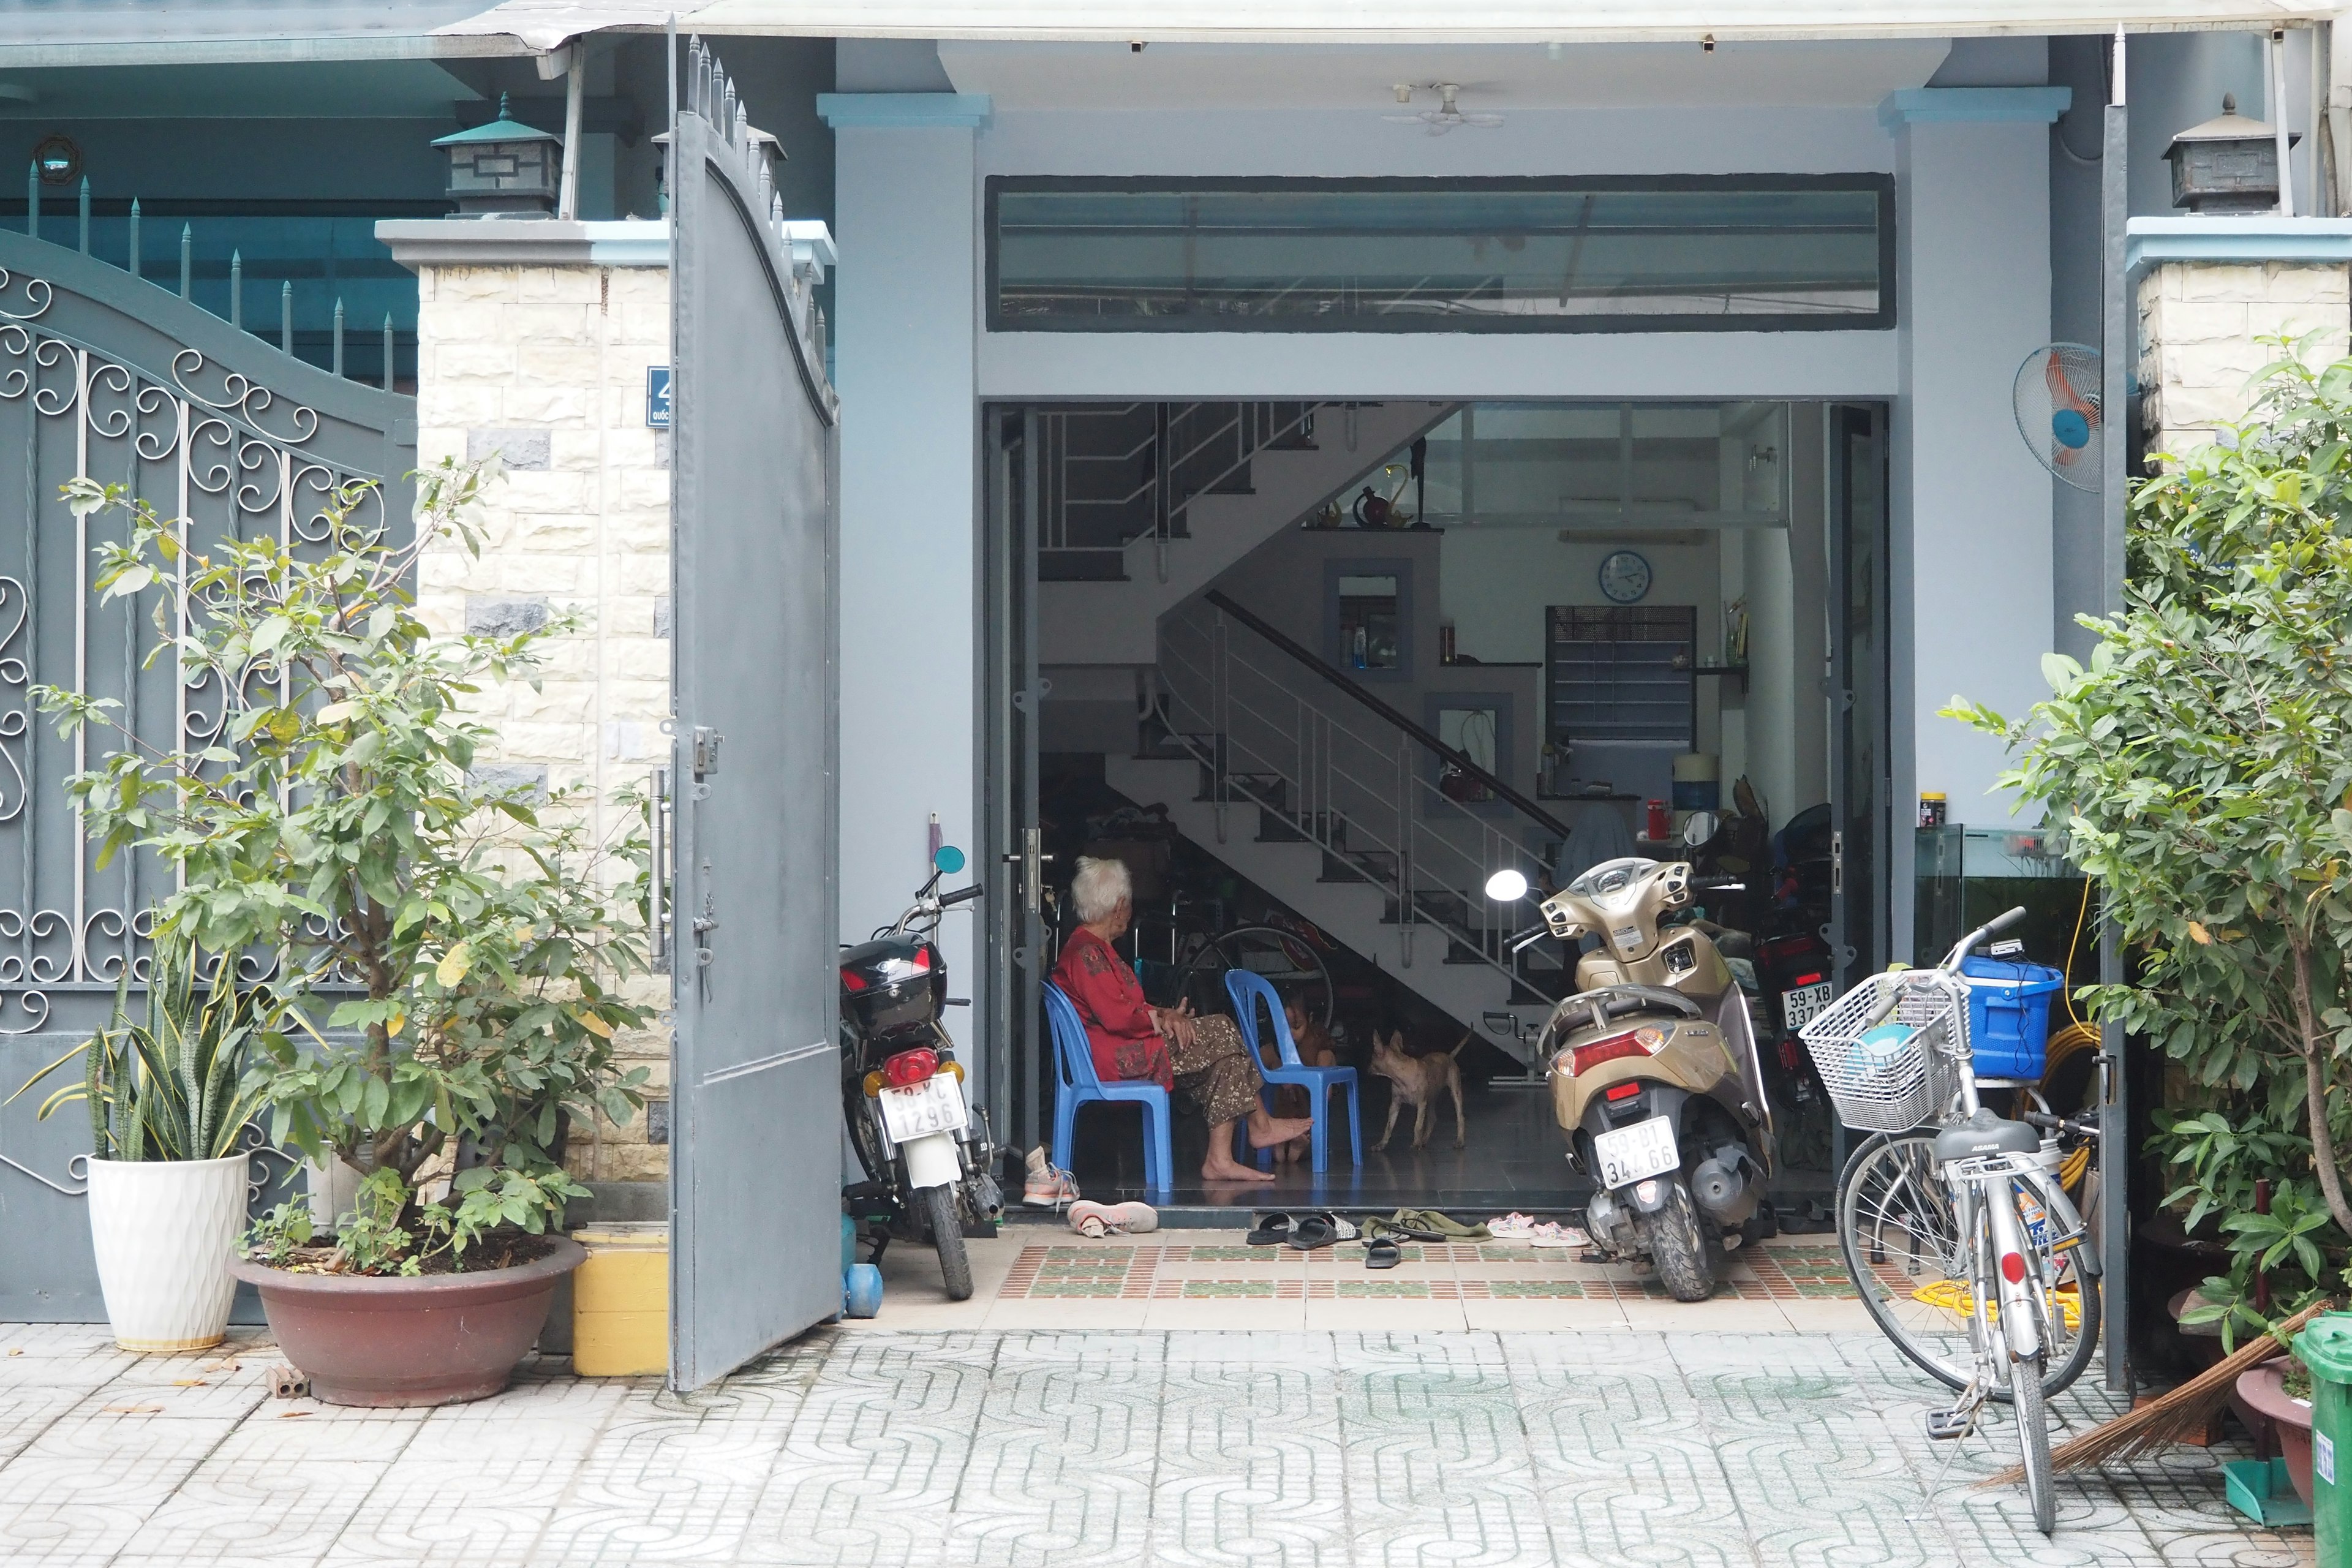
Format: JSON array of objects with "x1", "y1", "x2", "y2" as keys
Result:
[{"x1": 570, "y1": 1223, "x2": 668, "y2": 1376}]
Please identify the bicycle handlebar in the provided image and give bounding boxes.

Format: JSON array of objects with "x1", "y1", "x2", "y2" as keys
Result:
[{"x1": 1939, "y1": 904, "x2": 2029, "y2": 973}]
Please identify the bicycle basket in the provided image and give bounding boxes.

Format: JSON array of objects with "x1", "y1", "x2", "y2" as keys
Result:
[{"x1": 1799, "y1": 972, "x2": 1969, "y2": 1133}]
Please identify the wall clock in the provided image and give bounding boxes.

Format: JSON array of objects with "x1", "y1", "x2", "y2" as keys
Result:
[{"x1": 1598, "y1": 549, "x2": 1653, "y2": 604}]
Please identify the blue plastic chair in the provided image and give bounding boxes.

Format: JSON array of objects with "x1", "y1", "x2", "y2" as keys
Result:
[
  {"x1": 1224, "y1": 969, "x2": 1362, "y2": 1174},
  {"x1": 1043, "y1": 982, "x2": 1174, "y2": 1197}
]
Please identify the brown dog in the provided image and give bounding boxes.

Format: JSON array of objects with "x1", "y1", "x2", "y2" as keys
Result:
[
  {"x1": 1251, "y1": 1000, "x2": 1340, "y2": 1165},
  {"x1": 1369, "y1": 1030, "x2": 1468, "y2": 1152}
]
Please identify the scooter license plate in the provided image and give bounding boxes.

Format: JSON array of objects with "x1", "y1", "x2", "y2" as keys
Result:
[
  {"x1": 1593, "y1": 1115, "x2": 1679, "y2": 1189},
  {"x1": 879, "y1": 1076, "x2": 968, "y2": 1141},
  {"x1": 1781, "y1": 980, "x2": 1835, "y2": 1033}
]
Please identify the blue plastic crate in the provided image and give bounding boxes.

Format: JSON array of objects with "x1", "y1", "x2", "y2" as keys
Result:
[{"x1": 1959, "y1": 955, "x2": 2065, "y2": 1079}]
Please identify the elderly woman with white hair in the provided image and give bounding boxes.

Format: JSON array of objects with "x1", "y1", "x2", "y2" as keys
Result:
[{"x1": 1050, "y1": 855, "x2": 1311, "y2": 1185}]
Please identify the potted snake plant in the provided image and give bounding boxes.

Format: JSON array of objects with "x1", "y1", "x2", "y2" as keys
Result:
[{"x1": 10, "y1": 944, "x2": 273, "y2": 1351}]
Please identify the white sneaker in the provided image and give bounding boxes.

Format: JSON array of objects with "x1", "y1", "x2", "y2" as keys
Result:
[
  {"x1": 1022, "y1": 1147, "x2": 1079, "y2": 1209},
  {"x1": 1068, "y1": 1200, "x2": 1123, "y2": 1238}
]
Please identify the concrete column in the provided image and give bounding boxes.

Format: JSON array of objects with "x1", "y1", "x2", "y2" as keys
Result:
[
  {"x1": 819, "y1": 94, "x2": 991, "y2": 1038},
  {"x1": 1883, "y1": 89, "x2": 2067, "y2": 873}
]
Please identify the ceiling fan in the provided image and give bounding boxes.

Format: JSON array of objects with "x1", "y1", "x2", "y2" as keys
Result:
[{"x1": 1384, "y1": 83, "x2": 1504, "y2": 135}]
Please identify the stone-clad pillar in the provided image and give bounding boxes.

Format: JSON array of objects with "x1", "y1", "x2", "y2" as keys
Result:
[
  {"x1": 2139, "y1": 260, "x2": 2350, "y2": 459},
  {"x1": 380, "y1": 219, "x2": 682, "y2": 1187}
]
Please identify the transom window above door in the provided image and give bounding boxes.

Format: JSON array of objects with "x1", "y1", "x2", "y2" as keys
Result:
[{"x1": 986, "y1": 176, "x2": 1894, "y2": 334}]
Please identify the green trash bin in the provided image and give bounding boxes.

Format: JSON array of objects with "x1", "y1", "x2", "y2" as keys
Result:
[{"x1": 2295, "y1": 1314, "x2": 2352, "y2": 1565}]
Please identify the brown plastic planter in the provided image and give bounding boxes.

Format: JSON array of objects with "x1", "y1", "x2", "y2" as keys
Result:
[
  {"x1": 232, "y1": 1237, "x2": 586, "y2": 1406},
  {"x1": 2237, "y1": 1362, "x2": 2316, "y2": 1507}
]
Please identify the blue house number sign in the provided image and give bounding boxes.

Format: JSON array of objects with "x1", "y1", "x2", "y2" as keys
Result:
[{"x1": 646, "y1": 366, "x2": 672, "y2": 428}]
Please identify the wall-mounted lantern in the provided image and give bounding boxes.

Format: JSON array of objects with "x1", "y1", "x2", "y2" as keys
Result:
[
  {"x1": 431, "y1": 93, "x2": 561, "y2": 216},
  {"x1": 2165, "y1": 95, "x2": 2297, "y2": 214}
]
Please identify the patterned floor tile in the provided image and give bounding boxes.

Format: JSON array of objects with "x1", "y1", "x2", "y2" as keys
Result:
[{"x1": 0, "y1": 1318, "x2": 2320, "y2": 1566}]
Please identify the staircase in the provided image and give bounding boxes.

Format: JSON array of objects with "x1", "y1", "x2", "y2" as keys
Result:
[
  {"x1": 1105, "y1": 594, "x2": 1575, "y2": 1063},
  {"x1": 1039, "y1": 400, "x2": 1457, "y2": 669}
]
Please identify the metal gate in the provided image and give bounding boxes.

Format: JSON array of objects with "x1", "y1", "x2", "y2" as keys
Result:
[
  {"x1": 667, "y1": 40, "x2": 842, "y2": 1390},
  {"x1": 0, "y1": 227, "x2": 414, "y2": 1318}
]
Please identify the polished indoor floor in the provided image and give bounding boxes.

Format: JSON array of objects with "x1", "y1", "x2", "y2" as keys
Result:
[{"x1": 1062, "y1": 1080, "x2": 1837, "y2": 1212}]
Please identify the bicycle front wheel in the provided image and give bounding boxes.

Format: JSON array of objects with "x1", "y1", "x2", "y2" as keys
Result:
[{"x1": 1836, "y1": 1133, "x2": 2101, "y2": 1398}]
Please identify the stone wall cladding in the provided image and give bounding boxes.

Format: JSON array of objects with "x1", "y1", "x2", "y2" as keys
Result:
[
  {"x1": 413, "y1": 261, "x2": 674, "y2": 1182},
  {"x1": 2138, "y1": 261, "x2": 2351, "y2": 461}
]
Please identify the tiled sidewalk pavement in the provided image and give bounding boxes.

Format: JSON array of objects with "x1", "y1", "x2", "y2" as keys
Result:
[{"x1": 0, "y1": 1317, "x2": 2315, "y2": 1567}]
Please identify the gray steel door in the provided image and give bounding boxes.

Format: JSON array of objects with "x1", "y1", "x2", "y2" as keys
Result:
[{"x1": 668, "y1": 42, "x2": 842, "y2": 1390}]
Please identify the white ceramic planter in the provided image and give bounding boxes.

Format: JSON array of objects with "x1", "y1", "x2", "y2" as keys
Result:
[{"x1": 85, "y1": 1153, "x2": 249, "y2": 1352}]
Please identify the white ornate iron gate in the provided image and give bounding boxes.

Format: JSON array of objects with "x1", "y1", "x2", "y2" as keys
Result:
[
  {"x1": 0, "y1": 226, "x2": 413, "y2": 1318},
  {"x1": 666, "y1": 40, "x2": 842, "y2": 1390}
]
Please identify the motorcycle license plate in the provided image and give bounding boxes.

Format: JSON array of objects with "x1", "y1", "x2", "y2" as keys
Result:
[
  {"x1": 1781, "y1": 980, "x2": 1835, "y2": 1033},
  {"x1": 1593, "y1": 1115, "x2": 1679, "y2": 1189},
  {"x1": 879, "y1": 1076, "x2": 968, "y2": 1141}
]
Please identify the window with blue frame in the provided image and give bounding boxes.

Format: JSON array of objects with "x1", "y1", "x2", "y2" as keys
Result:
[{"x1": 987, "y1": 176, "x2": 1894, "y2": 334}]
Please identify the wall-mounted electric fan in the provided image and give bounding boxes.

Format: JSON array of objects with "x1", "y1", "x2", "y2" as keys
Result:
[{"x1": 2013, "y1": 343, "x2": 2103, "y2": 491}]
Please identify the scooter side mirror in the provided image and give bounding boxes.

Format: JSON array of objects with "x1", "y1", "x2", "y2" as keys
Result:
[
  {"x1": 933, "y1": 845, "x2": 967, "y2": 875},
  {"x1": 1484, "y1": 869, "x2": 1529, "y2": 903},
  {"x1": 1681, "y1": 811, "x2": 1719, "y2": 849}
]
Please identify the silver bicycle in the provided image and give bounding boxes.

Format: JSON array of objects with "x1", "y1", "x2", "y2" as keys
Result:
[{"x1": 1800, "y1": 908, "x2": 2101, "y2": 1537}]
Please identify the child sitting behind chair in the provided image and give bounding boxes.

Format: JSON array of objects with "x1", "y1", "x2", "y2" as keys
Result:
[{"x1": 1254, "y1": 998, "x2": 1341, "y2": 1166}]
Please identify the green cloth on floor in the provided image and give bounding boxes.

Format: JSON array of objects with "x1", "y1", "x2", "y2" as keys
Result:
[{"x1": 1368, "y1": 1208, "x2": 1490, "y2": 1241}]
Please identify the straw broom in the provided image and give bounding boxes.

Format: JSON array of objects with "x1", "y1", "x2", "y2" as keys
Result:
[{"x1": 1983, "y1": 1298, "x2": 2332, "y2": 1483}]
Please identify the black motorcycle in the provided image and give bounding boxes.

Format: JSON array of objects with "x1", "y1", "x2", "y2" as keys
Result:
[{"x1": 838, "y1": 846, "x2": 1001, "y2": 1301}]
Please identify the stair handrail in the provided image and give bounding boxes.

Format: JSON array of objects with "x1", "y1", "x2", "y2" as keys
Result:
[
  {"x1": 1152, "y1": 616, "x2": 1569, "y2": 1031},
  {"x1": 1201, "y1": 589, "x2": 1569, "y2": 840},
  {"x1": 1049, "y1": 401, "x2": 1327, "y2": 563}
]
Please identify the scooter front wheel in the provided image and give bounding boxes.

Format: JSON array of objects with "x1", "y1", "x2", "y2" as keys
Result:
[
  {"x1": 1638, "y1": 1178, "x2": 1715, "y2": 1302},
  {"x1": 915, "y1": 1183, "x2": 974, "y2": 1301}
]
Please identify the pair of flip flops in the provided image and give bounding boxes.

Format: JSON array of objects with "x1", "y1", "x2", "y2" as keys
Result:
[
  {"x1": 1248, "y1": 1211, "x2": 1404, "y2": 1269},
  {"x1": 1246, "y1": 1210, "x2": 1359, "y2": 1250}
]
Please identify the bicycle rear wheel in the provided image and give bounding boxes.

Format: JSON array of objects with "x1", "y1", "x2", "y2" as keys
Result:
[
  {"x1": 1836, "y1": 1133, "x2": 2100, "y2": 1398},
  {"x1": 2010, "y1": 1352, "x2": 2057, "y2": 1535}
]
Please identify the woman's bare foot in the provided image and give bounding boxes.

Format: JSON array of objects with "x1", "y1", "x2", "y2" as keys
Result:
[
  {"x1": 1200, "y1": 1155, "x2": 1278, "y2": 1183},
  {"x1": 1246, "y1": 1115, "x2": 1314, "y2": 1150}
]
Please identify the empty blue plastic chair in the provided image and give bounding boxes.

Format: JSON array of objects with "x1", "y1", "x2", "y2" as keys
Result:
[
  {"x1": 1224, "y1": 968, "x2": 1362, "y2": 1174},
  {"x1": 1044, "y1": 981, "x2": 1174, "y2": 1197}
]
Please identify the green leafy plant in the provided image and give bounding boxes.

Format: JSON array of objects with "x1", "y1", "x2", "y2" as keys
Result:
[
  {"x1": 37, "y1": 458, "x2": 652, "y2": 1268},
  {"x1": 1947, "y1": 342, "x2": 2352, "y2": 1317},
  {"x1": 9, "y1": 941, "x2": 277, "y2": 1161},
  {"x1": 243, "y1": 1200, "x2": 314, "y2": 1267}
]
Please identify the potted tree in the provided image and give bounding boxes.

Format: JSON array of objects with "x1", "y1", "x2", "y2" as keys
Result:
[
  {"x1": 39, "y1": 458, "x2": 652, "y2": 1404},
  {"x1": 10, "y1": 946, "x2": 273, "y2": 1351},
  {"x1": 1948, "y1": 345, "x2": 2352, "y2": 1362}
]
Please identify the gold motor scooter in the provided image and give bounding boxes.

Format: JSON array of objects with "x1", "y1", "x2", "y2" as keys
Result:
[{"x1": 1489, "y1": 837, "x2": 1776, "y2": 1300}]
